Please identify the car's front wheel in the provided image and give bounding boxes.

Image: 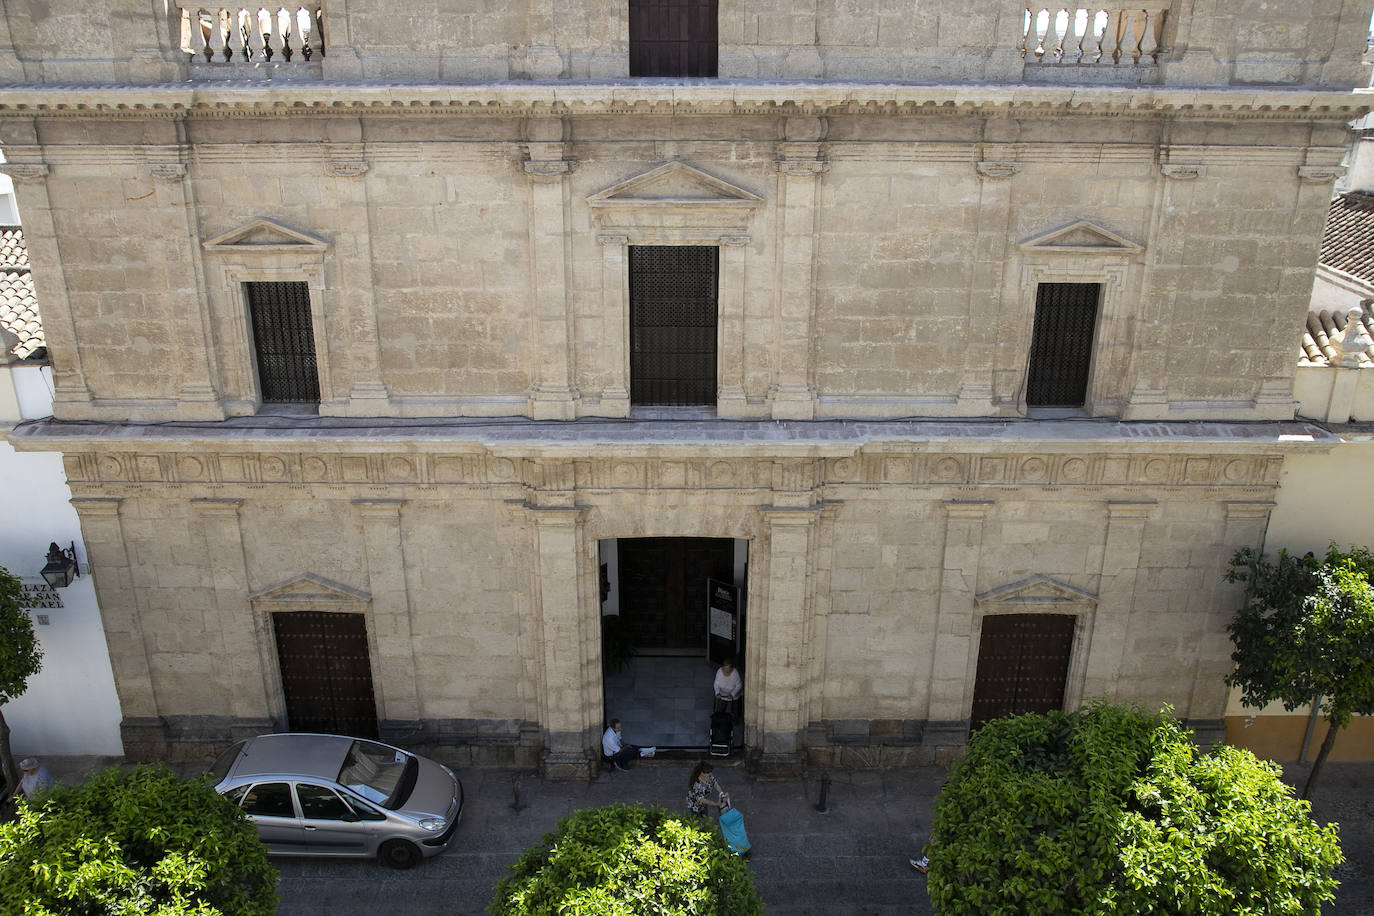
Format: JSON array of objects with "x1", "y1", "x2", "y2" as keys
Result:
[{"x1": 378, "y1": 839, "x2": 422, "y2": 870}]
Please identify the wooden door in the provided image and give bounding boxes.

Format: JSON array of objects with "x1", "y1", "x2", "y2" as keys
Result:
[
  {"x1": 272, "y1": 611, "x2": 379, "y2": 738},
  {"x1": 970, "y1": 614, "x2": 1075, "y2": 731},
  {"x1": 617, "y1": 537, "x2": 734, "y2": 651}
]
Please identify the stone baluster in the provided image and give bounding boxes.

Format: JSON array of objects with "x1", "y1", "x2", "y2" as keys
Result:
[
  {"x1": 187, "y1": 8, "x2": 209, "y2": 60},
  {"x1": 247, "y1": 8, "x2": 268, "y2": 62},
  {"x1": 1098, "y1": 9, "x2": 1121, "y2": 65},
  {"x1": 1084, "y1": 9, "x2": 1106, "y2": 64},
  {"x1": 1121, "y1": 9, "x2": 1143, "y2": 64},
  {"x1": 226, "y1": 8, "x2": 247, "y2": 62},
  {"x1": 269, "y1": 8, "x2": 289, "y2": 60},
  {"x1": 207, "y1": 9, "x2": 228, "y2": 60},
  {"x1": 1139, "y1": 8, "x2": 1160, "y2": 63}
]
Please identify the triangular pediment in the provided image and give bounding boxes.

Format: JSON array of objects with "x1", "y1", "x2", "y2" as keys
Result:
[
  {"x1": 1018, "y1": 220, "x2": 1142, "y2": 254},
  {"x1": 587, "y1": 162, "x2": 762, "y2": 208},
  {"x1": 203, "y1": 218, "x2": 329, "y2": 252},
  {"x1": 977, "y1": 575, "x2": 1097, "y2": 607},
  {"x1": 250, "y1": 573, "x2": 370, "y2": 604}
]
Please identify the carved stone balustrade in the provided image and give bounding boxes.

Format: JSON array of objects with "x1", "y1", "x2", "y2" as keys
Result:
[
  {"x1": 1023, "y1": 4, "x2": 1169, "y2": 68},
  {"x1": 178, "y1": 3, "x2": 324, "y2": 69}
]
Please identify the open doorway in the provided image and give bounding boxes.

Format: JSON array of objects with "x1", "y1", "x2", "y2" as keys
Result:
[{"x1": 600, "y1": 537, "x2": 747, "y2": 752}]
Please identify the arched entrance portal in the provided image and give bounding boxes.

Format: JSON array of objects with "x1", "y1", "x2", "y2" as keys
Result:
[{"x1": 600, "y1": 536, "x2": 748, "y2": 752}]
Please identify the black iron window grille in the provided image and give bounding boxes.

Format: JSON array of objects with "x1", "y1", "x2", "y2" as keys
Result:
[
  {"x1": 1025, "y1": 282, "x2": 1101, "y2": 408},
  {"x1": 246, "y1": 281, "x2": 320, "y2": 404},
  {"x1": 629, "y1": 0, "x2": 719, "y2": 77},
  {"x1": 629, "y1": 245, "x2": 719, "y2": 406}
]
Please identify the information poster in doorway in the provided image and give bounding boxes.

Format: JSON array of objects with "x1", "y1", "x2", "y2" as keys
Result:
[{"x1": 707, "y1": 578, "x2": 738, "y2": 664}]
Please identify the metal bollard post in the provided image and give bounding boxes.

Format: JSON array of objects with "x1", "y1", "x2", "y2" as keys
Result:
[{"x1": 815, "y1": 771, "x2": 830, "y2": 813}]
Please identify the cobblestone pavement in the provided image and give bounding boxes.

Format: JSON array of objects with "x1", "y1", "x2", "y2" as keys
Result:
[{"x1": 32, "y1": 756, "x2": 1374, "y2": 914}]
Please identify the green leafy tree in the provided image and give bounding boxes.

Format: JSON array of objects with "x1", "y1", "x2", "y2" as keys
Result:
[
  {"x1": 0, "y1": 763, "x2": 278, "y2": 915},
  {"x1": 1226, "y1": 543, "x2": 1374, "y2": 799},
  {"x1": 927, "y1": 702, "x2": 1341, "y2": 915},
  {"x1": 0, "y1": 564, "x2": 41, "y2": 799},
  {"x1": 489, "y1": 802, "x2": 763, "y2": 916}
]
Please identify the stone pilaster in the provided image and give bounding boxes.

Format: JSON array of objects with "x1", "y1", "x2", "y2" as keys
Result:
[
  {"x1": 526, "y1": 502, "x2": 595, "y2": 778},
  {"x1": 926, "y1": 500, "x2": 994, "y2": 744},
  {"x1": 717, "y1": 236, "x2": 751, "y2": 417},
  {"x1": 69, "y1": 498, "x2": 156, "y2": 742},
  {"x1": 596, "y1": 233, "x2": 631, "y2": 417},
  {"x1": 753, "y1": 503, "x2": 823, "y2": 774},
  {"x1": 1085, "y1": 501, "x2": 1154, "y2": 700},
  {"x1": 959, "y1": 140, "x2": 1017, "y2": 413},
  {"x1": 525, "y1": 118, "x2": 578, "y2": 419},
  {"x1": 1187, "y1": 501, "x2": 1275, "y2": 738},
  {"x1": 0, "y1": 148, "x2": 94, "y2": 417},
  {"x1": 148, "y1": 146, "x2": 226, "y2": 419},
  {"x1": 191, "y1": 498, "x2": 270, "y2": 723},
  {"x1": 769, "y1": 118, "x2": 826, "y2": 420},
  {"x1": 353, "y1": 499, "x2": 421, "y2": 726}
]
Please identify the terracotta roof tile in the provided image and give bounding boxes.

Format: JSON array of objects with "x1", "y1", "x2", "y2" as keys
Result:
[
  {"x1": 0, "y1": 226, "x2": 43, "y2": 360},
  {"x1": 1320, "y1": 192, "x2": 1374, "y2": 284},
  {"x1": 1300, "y1": 305, "x2": 1374, "y2": 368}
]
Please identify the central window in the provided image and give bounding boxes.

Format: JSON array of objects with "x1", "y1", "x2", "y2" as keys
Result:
[
  {"x1": 1025, "y1": 282, "x2": 1101, "y2": 409},
  {"x1": 629, "y1": 245, "x2": 718, "y2": 406},
  {"x1": 245, "y1": 280, "x2": 319, "y2": 404},
  {"x1": 628, "y1": 0, "x2": 719, "y2": 77}
]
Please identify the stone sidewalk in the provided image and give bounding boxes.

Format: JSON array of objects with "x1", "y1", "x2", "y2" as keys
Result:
[{"x1": 26, "y1": 755, "x2": 1374, "y2": 914}]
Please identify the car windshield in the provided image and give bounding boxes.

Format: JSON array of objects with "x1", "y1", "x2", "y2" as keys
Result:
[
  {"x1": 207, "y1": 740, "x2": 246, "y2": 784},
  {"x1": 336, "y1": 740, "x2": 418, "y2": 810}
]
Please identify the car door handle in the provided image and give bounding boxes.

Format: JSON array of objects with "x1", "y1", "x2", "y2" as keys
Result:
[{"x1": 304, "y1": 825, "x2": 317, "y2": 831}]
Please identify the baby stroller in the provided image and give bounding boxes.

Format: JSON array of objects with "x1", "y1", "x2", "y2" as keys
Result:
[
  {"x1": 709, "y1": 709, "x2": 733, "y2": 757},
  {"x1": 718, "y1": 797, "x2": 752, "y2": 857}
]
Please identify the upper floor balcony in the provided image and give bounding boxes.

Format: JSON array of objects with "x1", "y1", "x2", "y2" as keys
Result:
[{"x1": 0, "y1": 0, "x2": 1367, "y2": 89}]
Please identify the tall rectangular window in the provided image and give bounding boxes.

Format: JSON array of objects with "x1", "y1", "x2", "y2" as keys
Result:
[
  {"x1": 1025, "y1": 282, "x2": 1100, "y2": 408},
  {"x1": 630, "y1": 245, "x2": 718, "y2": 406},
  {"x1": 629, "y1": 0, "x2": 718, "y2": 77},
  {"x1": 245, "y1": 281, "x2": 320, "y2": 403}
]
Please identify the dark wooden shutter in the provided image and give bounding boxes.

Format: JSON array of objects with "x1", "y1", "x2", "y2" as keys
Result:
[
  {"x1": 630, "y1": 245, "x2": 718, "y2": 406},
  {"x1": 1025, "y1": 282, "x2": 1100, "y2": 408},
  {"x1": 970, "y1": 613, "x2": 1075, "y2": 731},
  {"x1": 629, "y1": 0, "x2": 718, "y2": 77},
  {"x1": 272, "y1": 611, "x2": 378, "y2": 738},
  {"x1": 247, "y1": 281, "x2": 320, "y2": 403}
]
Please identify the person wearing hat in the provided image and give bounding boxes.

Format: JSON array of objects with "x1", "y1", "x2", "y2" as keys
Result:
[{"x1": 18, "y1": 757, "x2": 54, "y2": 799}]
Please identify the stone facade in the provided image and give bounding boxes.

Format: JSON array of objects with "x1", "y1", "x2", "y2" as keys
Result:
[{"x1": 2, "y1": 1, "x2": 1372, "y2": 775}]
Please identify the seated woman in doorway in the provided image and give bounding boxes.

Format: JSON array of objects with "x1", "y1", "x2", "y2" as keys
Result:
[
  {"x1": 602, "y1": 718, "x2": 654, "y2": 771},
  {"x1": 686, "y1": 760, "x2": 728, "y2": 817},
  {"x1": 713, "y1": 656, "x2": 742, "y2": 715}
]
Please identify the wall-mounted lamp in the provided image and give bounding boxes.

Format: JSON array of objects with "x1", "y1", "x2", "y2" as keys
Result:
[{"x1": 41, "y1": 541, "x2": 79, "y2": 589}]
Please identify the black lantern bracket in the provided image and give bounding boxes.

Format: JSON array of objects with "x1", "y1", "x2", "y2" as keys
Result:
[{"x1": 41, "y1": 541, "x2": 80, "y2": 589}]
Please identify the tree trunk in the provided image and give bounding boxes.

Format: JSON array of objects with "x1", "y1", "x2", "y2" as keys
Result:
[
  {"x1": 1301, "y1": 718, "x2": 1341, "y2": 801},
  {"x1": 0, "y1": 705, "x2": 18, "y2": 797}
]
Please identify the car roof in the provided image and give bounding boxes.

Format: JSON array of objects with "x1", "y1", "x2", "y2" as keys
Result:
[{"x1": 230, "y1": 733, "x2": 357, "y2": 782}]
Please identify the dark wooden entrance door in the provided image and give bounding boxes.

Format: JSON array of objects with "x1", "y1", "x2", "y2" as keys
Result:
[
  {"x1": 970, "y1": 613, "x2": 1075, "y2": 731},
  {"x1": 617, "y1": 537, "x2": 735, "y2": 651},
  {"x1": 272, "y1": 611, "x2": 379, "y2": 738}
]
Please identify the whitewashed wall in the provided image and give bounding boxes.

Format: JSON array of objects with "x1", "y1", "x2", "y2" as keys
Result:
[{"x1": 0, "y1": 363, "x2": 122, "y2": 755}]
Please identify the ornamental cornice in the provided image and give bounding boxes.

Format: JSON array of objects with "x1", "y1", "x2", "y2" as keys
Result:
[
  {"x1": 53, "y1": 449, "x2": 1286, "y2": 490},
  {"x1": 0, "y1": 83, "x2": 1364, "y2": 122}
]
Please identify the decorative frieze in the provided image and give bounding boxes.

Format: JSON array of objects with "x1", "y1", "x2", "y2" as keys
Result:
[
  {"x1": 57, "y1": 447, "x2": 1285, "y2": 491},
  {"x1": 0, "y1": 162, "x2": 49, "y2": 180}
]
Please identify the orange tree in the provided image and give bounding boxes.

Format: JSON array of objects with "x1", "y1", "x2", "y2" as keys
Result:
[
  {"x1": 1225, "y1": 543, "x2": 1374, "y2": 799},
  {"x1": 927, "y1": 703, "x2": 1341, "y2": 915},
  {"x1": 0, "y1": 565, "x2": 40, "y2": 800}
]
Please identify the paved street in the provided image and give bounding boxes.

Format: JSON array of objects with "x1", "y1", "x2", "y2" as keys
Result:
[{"x1": 34, "y1": 756, "x2": 1374, "y2": 914}]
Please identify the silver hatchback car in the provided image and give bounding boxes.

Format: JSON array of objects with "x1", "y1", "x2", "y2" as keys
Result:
[{"x1": 209, "y1": 733, "x2": 464, "y2": 869}]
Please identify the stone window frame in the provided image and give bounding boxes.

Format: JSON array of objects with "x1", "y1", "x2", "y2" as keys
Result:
[
  {"x1": 1013, "y1": 221, "x2": 1143, "y2": 418},
  {"x1": 963, "y1": 575, "x2": 1099, "y2": 720},
  {"x1": 202, "y1": 219, "x2": 332, "y2": 415},
  {"x1": 248, "y1": 574, "x2": 378, "y2": 732},
  {"x1": 587, "y1": 162, "x2": 761, "y2": 416}
]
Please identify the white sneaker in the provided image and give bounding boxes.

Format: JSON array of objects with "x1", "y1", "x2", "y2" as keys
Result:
[
  {"x1": 910, "y1": 857, "x2": 929, "y2": 873},
  {"x1": 640, "y1": 746, "x2": 656, "y2": 757}
]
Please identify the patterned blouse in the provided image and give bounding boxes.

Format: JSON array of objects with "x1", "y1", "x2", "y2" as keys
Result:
[{"x1": 686, "y1": 773, "x2": 720, "y2": 815}]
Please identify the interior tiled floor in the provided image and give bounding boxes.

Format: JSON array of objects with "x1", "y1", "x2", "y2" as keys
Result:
[{"x1": 603, "y1": 655, "x2": 743, "y2": 751}]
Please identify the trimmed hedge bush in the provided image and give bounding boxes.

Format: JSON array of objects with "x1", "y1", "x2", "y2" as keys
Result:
[
  {"x1": 0, "y1": 763, "x2": 278, "y2": 916},
  {"x1": 928, "y1": 702, "x2": 1341, "y2": 915},
  {"x1": 489, "y1": 802, "x2": 763, "y2": 915}
]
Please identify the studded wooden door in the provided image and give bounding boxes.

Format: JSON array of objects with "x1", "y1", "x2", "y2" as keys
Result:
[
  {"x1": 628, "y1": 0, "x2": 718, "y2": 77},
  {"x1": 246, "y1": 281, "x2": 320, "y2": 403},
  {"x1": 1025, "y1": 282, "x2": 1100, "y2": 408},
  {"x1": 618, "y1": 537, "x2": 734, "y2": 651},
  {"x1": 272, "y1": 611, "x2": 379, "y2": 738},
  {"x1": 970, "y1": 614, "x2": 1075, "y2": 731},
  {"x1": 629, "y1": 245, "x2": 719, "y2": 406}
]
